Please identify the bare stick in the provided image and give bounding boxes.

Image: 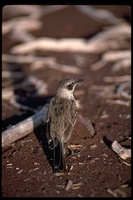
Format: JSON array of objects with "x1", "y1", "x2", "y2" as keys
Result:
[
  {"x1": 3, "y1": 5, "x2": 41, "y2": 18},
  {"x1": 107, "y1": 189, "x2": 118, "y2": 197},
  {"x1": 27, "y1": 75, "x2": 48, "y2": 95},
  {"x1": 2, "y1": 75, "x2": 48, "y2": 100},
  {"x1": 90, "y1": 59, "x2": 108, "y2": 71},
  {"x1": 107, "y1": 188, "x2": 127, "y2": 197},
  {"x1": 91, "y1": 50, "x2": 131, "y2": 71},
  {"x1": 10, "y1": 38, "x2": 94, "y2": 54},
  {"x1": 65, "y1": 180, "x2": 73, "y2": 191},
  {"x1": 89, "y1": 85, "x2": 115, "y2": 91},
  {"x1": 3, "y1": 5, "x2": 68, "y2": 19},
  {"x1": 10, "y1": 23, "x2": 131, "y2": 54},
  {"x1": 116, "y1": 81, "x2": 131, "y2": 100},
  {"x1": 100, "y1": 50, "x2": 130, "y2": 62},
  {"x1": 2, "y1": 106, "x2": 48, "y2": 148},
  {"x1": 2, "y1": 71, "x2": 24, "y2": 78},
  {"x1": 2, "y1": 54, "x2": 81, "y2": 74},
  {"x1": 3, "y1": 6, "x2": 69, "y2": 41},
  {"x1": 86, "y1": 23, "x2": 130, "y2": 53},
  {"x1": 35, "y1": 5, "x2": 69, "y2": 18},
  {"x1": 104, "y1": 75, "x2": 131, "y2": 83},
  {"x1": 31, "y1": 61, "x2": 82, "y2": 74},
  {"x1": 75, "y1": 6, "x2": 122, "y2": 25},
  {"x1": 2, "y1": 89, "x2": 15, "y2": 100},
  {"x1": 3, "y1": 18, "x2": 42, "y2": 35},
  {"x1": 111, "y1": 58, "x2": 131, "y2": 72},
  {"x1": 112, "y1": 140, "x2": 131, "y2": 160},
  {"x1": 2, "y1": 54, "x2": 56, "y2": 64},
  {"x1": 89, "y1": 83, "x2": 131, "y2": 101},
  {"x1": 89, "y1": 85, "x2": 119, "y2": 99},
  {"x1": 106, "y1": 99, "x2": 130, "y2": 107}
]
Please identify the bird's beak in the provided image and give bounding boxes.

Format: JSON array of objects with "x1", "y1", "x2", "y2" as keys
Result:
[{"x1": 75, "y1": 79, "x2": 84, "y2": 83}]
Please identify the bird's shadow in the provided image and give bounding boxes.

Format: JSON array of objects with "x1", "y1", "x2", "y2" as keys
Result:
[
  {"x1": 2, "y1": 63, "x2": 55, "y2": 171},
  {"x1": 34, "y1": 123, "x2": 54, "y2": 172},
  {"x1": 103, "y1": 136, "x2": 112, "y2": 149},
  {"x1": 103, "y1": 135, "x2": 131, "y2": 149}
]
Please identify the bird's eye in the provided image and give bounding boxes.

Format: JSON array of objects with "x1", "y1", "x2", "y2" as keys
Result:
[{"x1": 67, "y1": 83, "x2": 73, "y2": 90}]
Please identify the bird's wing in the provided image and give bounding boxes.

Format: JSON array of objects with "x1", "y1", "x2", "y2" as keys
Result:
[
  {"x1": 46, "y1": 98, "x2": 66, "y2": 172},
  {"x1": 46, "y1": 97, "x2": 77, "y2": 172},
  {"x1": 64, "y1": 99, "x2": 77, "y2": 144},
  {"x1": 70, "y1": 99, "x2": 77, "y2": 125}
]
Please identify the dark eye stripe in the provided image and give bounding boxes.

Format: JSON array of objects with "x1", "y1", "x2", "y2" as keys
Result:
[{"x1": 67, "y1": 84, "x2": 73, "y2": 90}]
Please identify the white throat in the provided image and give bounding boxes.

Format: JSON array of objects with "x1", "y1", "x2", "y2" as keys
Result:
[{"x1": 57, "y1": 88, "x2": 74, "y2": 100}]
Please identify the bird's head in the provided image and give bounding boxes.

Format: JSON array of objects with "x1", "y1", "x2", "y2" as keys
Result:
[{"x1": 57, "y1": 78, "x2": 84, "y2": 98}]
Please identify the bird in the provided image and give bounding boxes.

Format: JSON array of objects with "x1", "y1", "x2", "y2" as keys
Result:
[{"x1": 46, "y1": 78, "x2": 83, "y2": 173}]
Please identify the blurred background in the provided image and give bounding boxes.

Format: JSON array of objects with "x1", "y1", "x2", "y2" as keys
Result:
[{"x1": 2, "y1": 5, "x2": 131, "y2": 197}]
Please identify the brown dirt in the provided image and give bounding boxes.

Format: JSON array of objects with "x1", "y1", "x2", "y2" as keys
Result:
[{"x1": 2, "y1": 5, "x2": 131, "y2": 197}]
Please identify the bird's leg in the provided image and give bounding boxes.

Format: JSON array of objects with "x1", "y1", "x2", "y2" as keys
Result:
[
  {"x1": 46, "y1": 122, "x2": 54, "y2": 149},
  {"x1": 48, "y1": 140, "x2": 54, "y2": 149}
]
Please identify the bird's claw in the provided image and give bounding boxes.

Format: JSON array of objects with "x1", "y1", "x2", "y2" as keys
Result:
[
  {"x1": 48, "y1": 139, "x2": 54, "y2": 149},
  {"x1": 67, "y1": 145, "x2": 82, "y2": 156}
]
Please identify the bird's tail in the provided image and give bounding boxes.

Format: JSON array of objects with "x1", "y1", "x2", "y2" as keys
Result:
[{"x1": 53, "y1": 137, "x2": 66, "y2": 173}]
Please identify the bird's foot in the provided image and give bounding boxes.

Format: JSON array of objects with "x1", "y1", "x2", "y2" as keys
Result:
[
  {"x1": 55, "y1": 171, "x2": 65, "y2": 176},
  {"x1": 54, "y1": 164, "x2": 72, "y2": 175},
  {"x1": 48, "y1": 140, "x2": 54, "y2": 149},
  {"x1": 67, "y1": 144, "x2": 83, "y2": 157}
]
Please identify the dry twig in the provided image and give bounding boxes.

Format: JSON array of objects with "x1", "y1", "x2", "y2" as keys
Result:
[
  {"x1": 103, "y1": 75, "x2": 131, "y2": 83},
  {"x1": 2, "y1": 106, "x2": 48, "y2": 148},
  {"x1": 2, "y1": 54, "x2": 56, "y2": 64},
  {"x1": 89, "y1": 83, "x2": 131, "y2": 107},
  {"x1": 2, "y1": 71, "x2": 24, "y2": 78},
  {"x1": 106, "y1": 99, "x2": 130, "y2": 107},
  {"x1": 75, "y1": 5, "x2": 122, "y2": 24},
  {"x1": 116, "y1": 81, "x2": 131, "y2": 100},
  {"x1": 2, "y1": 74, "x2": 48, "y2": 99},
  {"x1": 65, "y1": 179, "x2": 83, "y2": 191},
  {"x1": 111, "y1": 58, "x2": 131, "y2": 73},
  {"x1": 2, "y1": 54, "x2": 82, "y2": 74},
  {"x1": 2, "y1": 89, "x2": 15, "y2": 100},
  {"x1": 112, "y1": 140, "x2": 131, "y2": 160},
  {"x1": 10, "y1": 23, "x2": 131, "y2": 54},
  {"x1": 30, "y1": 61, "x2": 82, "y2": 74},
  {"x1": 90, "y1": 50, "x2": 131, "y2": 71}
]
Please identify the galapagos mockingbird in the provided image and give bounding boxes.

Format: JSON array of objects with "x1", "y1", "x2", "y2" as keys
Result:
[{"x1": 46, "y1": 78, "x2": 83, "y2": 173}]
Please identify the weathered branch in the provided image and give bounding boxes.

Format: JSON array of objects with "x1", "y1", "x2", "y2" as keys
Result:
[
  {"x1": 2, "y1": 75, "x2": 48, "y2": 99},
  {"x1": 2, "y1": 54, "x2": 82, "y2": 74},
  {"x1": 30, "y1": 61, "x2": 82, "y2": 74},
  {"x1": 2, "y1": 18, "x2": 42, "y2": 35},
  {"x1": 111, "y1": 58, "x2": 131, "y2": 73},
  {"x1": 75, "y1": 5, "x2": 122, "y2": 24},
  {"x1": 2, "y1": 106, "x2": 48, "y2": 148},
  {"x1": 103, "y1": 75, "x2": 131, "y2": 83},
  {"x1": 10, "y1": 23, "x2": 131, "y2": 54},
  {"x1": 112, "y1": 140, "x2": 131, "y2": 160},
  {"x1": 90, "y1": 50, "x2": 131, "y2": 71},
  {"x1": 106, "y1": 99, "x2": 130, "y2": 107},
  {"x1": 2, "y1": 71, "x2": 24, "y2": 78},
  {"x1": 116, "y1": 81, "x2": 131, "y2": 100},
  {"x1": 2, "y1": 54, "x2": 56, "y2": 64},
  {"x1": 2, "y1": 89, "x2": 15, "y2": 100}
]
